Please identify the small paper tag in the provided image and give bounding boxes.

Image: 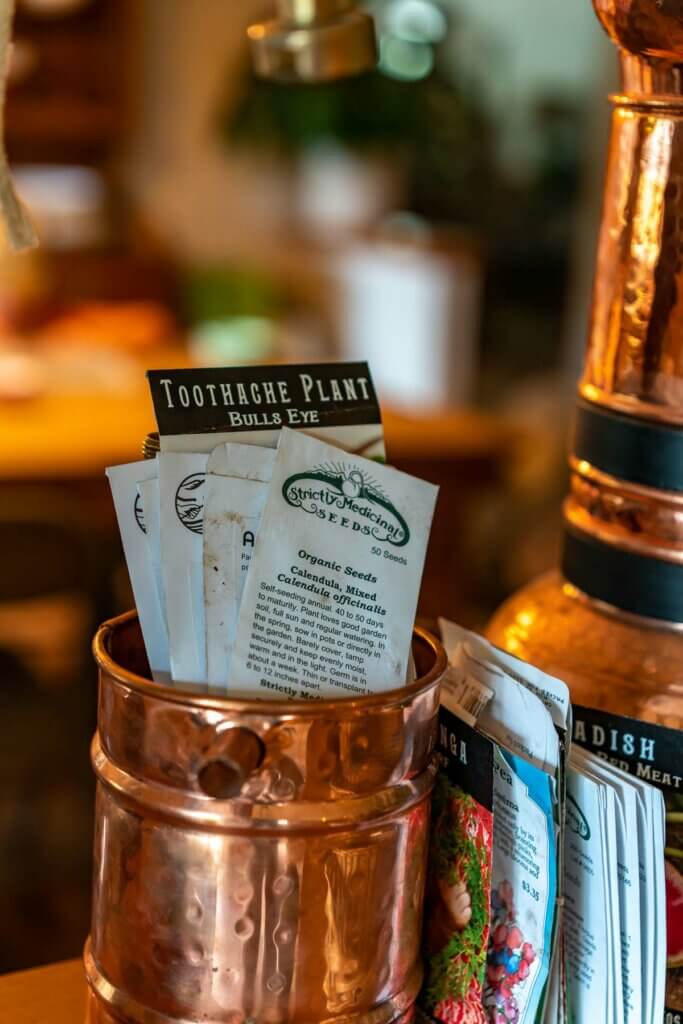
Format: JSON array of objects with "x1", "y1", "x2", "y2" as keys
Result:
[{"x1": 442, "y1": 663, "x2": 494, "y2": 724}]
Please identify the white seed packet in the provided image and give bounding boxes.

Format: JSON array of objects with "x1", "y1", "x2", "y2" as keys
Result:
[
  {"x1": 203, "y1": 442, "x2": 277, "y2": 690},
  {"x1": 650, "y1": 790, "x2": 667, "y2": 1024},
  {"x1": 158, "y1": 451, "x2": 208, "y2": 686},
  {"x1": 565, "y1": 759, "x2": 621, "y2": 1023},
  {"x1": 571, "y1": 746, "x2": 642, "y2": 1024},
  {"x1": 229, "y1": 427, "x2": 438, "y2": 699},
  {"x1": 105, "y1": 460, "x2": 170, "y2": 683},
  {"x1": 137, "y1": 476, "x2": 166, "y2": 637},
  {"x1": 447, "y1": 641, "x2": 560, "y2": 775},
  {"x1": 571, "y1": 708, "x2": 669, "y2": 1024},
  {"x1": 438, "y1": 618, "x2": 571, "y2": 736}
]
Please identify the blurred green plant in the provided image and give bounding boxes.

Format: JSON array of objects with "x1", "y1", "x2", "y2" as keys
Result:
[
  {"x1": 222, "y1": 67, "x2": 495, "y2": 228},
  {"x1": 181, "y1": 265, "x2": 286, "y2": 325},
  {"x1": 223, "y1": 70, "x2": 415, "y2": 154}
]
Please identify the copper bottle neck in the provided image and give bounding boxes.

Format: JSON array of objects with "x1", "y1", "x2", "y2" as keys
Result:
[{"x1": 564, "y1": 5, "x2": 683, "y2": 616}]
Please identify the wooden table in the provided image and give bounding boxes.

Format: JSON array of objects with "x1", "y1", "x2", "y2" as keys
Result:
[
  {"x1": 0, "y1": 364, "x2": 518, "y2": 481},
  {"x1": 0, "y1": 351, "x2": 523, "y2": 620},
  {"x1": 0, "y1": 960, "x2": 86, "y2": 1023}
]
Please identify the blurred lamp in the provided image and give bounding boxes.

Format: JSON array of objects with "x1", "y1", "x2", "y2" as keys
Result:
[
  {"x1": 248, "y1": 0, "x2": 377, "y2": 82},
  {"x1": 379, "y1": 34, "x2": 433, "y2": 80},
  {"x1": 384, "y1": 0, "x2": 447, "y2": 44},
  {"x1": 19, "y1": 0, "x2": 90, "y2": 15}
]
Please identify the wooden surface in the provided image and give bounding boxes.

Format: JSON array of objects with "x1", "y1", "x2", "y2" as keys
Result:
[
  {"x1": 0, "y1": 347, "x2": 520, "y2": 482},
  {"x1": 0, "y1": 959, "x2": 86, "y2": 1024}
]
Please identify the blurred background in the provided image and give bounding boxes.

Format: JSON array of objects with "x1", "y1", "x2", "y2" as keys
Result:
[{"x1": 0, "y1": 0, "x2": 612, "y2": 973}]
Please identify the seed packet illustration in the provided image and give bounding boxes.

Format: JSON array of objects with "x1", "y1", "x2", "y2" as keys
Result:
[
  {"x1": 106, "y1": 459, "x2": 170, "y2": 682},
  {"x1": 158, "y1": 451, "x2": 208, "y2": 686},
  {"x1": 419, "y1": 703, "x2": 494, "y2": 1024},
  {"x1": 203, "y1": 442, "x2": 276, "y2": 690},
  {"x1": 483, "y1": 746, "x2": 557, "y2": 1024},
  {"x1": 147, "y1": 361, "x2": 385, "y2": 459},
  {"x1": 230, "y1": 427, "x2": 438, "y2": 698}
]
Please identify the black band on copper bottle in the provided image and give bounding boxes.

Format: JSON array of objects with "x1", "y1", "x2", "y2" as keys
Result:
[
  {"x1": 574, "y1": 399, "x2": 683, "y2": 492},
  {"x1": 562, "y1": 527, "x2": 683, "y2": 622}
]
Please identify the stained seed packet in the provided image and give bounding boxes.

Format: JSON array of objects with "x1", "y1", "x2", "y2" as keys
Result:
[
  {"x1": 203, "y1": 442, "x2": 276, "y2": 690},
  {"x1": 229, "y1": 427, "x2": 438, "y2": 699},
  {"x1": 137, "y1": 476, "x2": 166, "y2": 647},
  {"x1": 158, "y1": 451, "x2": 208, "y2": 685},
  {"x1": 106, "y1": 460, "x2": 170, "y2": 682}
]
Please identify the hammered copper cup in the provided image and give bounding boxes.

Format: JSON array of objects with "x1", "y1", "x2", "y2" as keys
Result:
[{"x1": 84, "y1": 611, "x2": 446, "y2": 1024}]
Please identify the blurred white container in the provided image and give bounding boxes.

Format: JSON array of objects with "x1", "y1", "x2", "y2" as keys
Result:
[
  {"x1": 13, "y1": 165, "x2": 107, "y2": 250},
  {"x1": 336, "y1": 227, "x2": 482, "y2": 410}
]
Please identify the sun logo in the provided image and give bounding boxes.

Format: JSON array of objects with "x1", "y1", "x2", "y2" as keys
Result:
[{"x1": 341, "y1": 469, "x2": 364, "y2": 499}]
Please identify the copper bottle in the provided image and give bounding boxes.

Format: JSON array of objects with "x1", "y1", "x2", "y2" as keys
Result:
[
  {"x1": 488, "y1": 0, "x2": 683, "y2": 728},
  {"x1": 85, "y1": 612, "x2": 446, "y2": 1024}
]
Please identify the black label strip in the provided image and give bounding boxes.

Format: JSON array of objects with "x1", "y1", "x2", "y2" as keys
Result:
[
  {"x1": 437, "y1": 705, "x2": 494, "y2": 812},
  {"x1": 562, "y1": 527, "x2": 683, "y2": 623},
  {"x1": 147, "y1": 362, "x2": 381, "y2": 437},
  {"x1": 573, "y1": 705, "x2": 681, "y2": 792},
  {"x1": 573, "y1": 399, "x2": 683, "y2": 492}
]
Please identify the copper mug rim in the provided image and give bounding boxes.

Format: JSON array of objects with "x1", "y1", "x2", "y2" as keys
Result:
[{"x1": 93, "y1": 609, "x2": 447, "y2": 716}]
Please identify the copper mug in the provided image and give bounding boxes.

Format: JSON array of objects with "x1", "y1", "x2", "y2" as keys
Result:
[{"x1": 84, "y1": 611, "x2": 446, "y2": 1024}]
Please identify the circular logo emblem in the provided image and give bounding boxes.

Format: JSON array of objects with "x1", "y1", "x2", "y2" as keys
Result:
[
  {"x1": 175, "y1": 473, "x2": 206, "y2": 534},
  {"x1": 134, "y1": 492, "x2": 146, "y2": 534},
  {"x1": 282, "y1": 462, "x2": 410, "y2": 546}
]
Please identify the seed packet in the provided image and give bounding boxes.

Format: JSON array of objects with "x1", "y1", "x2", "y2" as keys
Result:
[
  {"x1": 570, "y1": 746, "x2": 642, "y2": 1024},
  {"x1": 229, "y1": 427, "x2": 438, "y2": 698},
  {"x1": 203, "y1": 442, "x2": 276, "y2": 690},
  {"x1": 106, "y1": 460, "x2": 170, "y2": 682},
  {"x1": 158, "y1": 451, "x2": 208, "y2": 685},
  {"x1": 147, "y1": 362, "x2": 385, "y2": 459},
  {"x1": 436, "y1": 622, "x2": 569, "y2": 1024},
  {"x1": 439, "y1": 620, "x2": 571, "y2": 1024},
  {"x1": 573, "y1": 706, "x2": 671, "y2": 1024},
  {"x1": 565, "y1": 753, "x2": 623, "y2": 1023},
  {"x1": 137, "y1": 476, "x2": 166, "y2": 646},
  {"x1": 420, "y1": 701, "x2": 494, "y2": 1024}
]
